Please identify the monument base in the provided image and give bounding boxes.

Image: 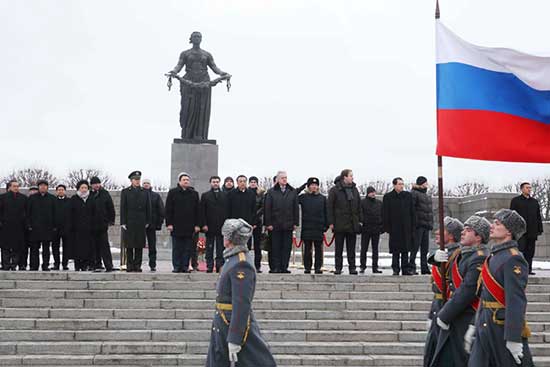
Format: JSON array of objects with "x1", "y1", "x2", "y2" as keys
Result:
[{"x1": 171, "y1": 140, "x2": 218, "y2": 193}]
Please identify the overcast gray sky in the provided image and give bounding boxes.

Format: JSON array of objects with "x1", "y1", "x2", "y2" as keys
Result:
[{"x1": 1, "y1": 0, "x2": 549, "y2": 189}]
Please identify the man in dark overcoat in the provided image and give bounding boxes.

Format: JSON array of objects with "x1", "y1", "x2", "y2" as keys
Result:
[
  {"x1": 120, "y1": 171, "x2": 151, "y2": 272},
  {"x1": 165, "y1": 172, "x2": 200, "y2": 273},
  {"x1": 52, "y1": 184, "x2": 71, "y2": 270},
  {"x1": 383, "y1": 177, "x2": 415, "y2": 276},
  {"x1": 0, "y1": 180, "x2": 27, "y2": 270},
  {"x1": 26, "y1": 180, "x2": 57, "y2": 271},
  {"x1": 143, "y1": 178, "x2": 165, "y2": 272},
  {"x1": 200, "y1": 175, "x2": 227, "y2": 273},
  {"x1": 510, "y1": 182, "x2": 543, "y2": 275},
  {"x1": 90, "y1": 176, "x2": 116, "y2": 272}
]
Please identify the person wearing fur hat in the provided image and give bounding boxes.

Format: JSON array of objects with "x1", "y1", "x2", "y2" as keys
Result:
[
  {"x1": 205, "y1": 219, "x2": 276, "y2": 367},
  {"x1": 430, "y1": 216, "x2": 490, "y2": 366},
  {"x1": 298, "y1": 177, "x2": 327, "y2": 274},
  {"x1": 410, "y1": 176, "x2": 434, "y2": 275},
  {"x1": 467, "y1": 209, "x2": 533, "y2": 367},
  {"x1": 423, "y1": 216, "x2": 463, "y2": 367},
  {"x1": 360, "y1": 186, "x2": 383, "y2": 274}
]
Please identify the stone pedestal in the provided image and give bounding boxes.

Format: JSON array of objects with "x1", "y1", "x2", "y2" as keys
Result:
[{"x1": 171, "y1": 139, "x2": 218, "y2": 194}]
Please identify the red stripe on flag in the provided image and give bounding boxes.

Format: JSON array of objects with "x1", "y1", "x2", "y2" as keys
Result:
[{"x1": 436, "y1": 109, "x2": 550, "y2": 163}]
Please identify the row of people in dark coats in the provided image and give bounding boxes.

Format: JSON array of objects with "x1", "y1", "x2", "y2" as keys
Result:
[{"x1": 0, "y1": 178, "x2": 116, "y2": 271}]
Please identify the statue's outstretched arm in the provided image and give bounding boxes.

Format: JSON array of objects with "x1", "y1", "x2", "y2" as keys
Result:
[
  {"x1": 169, "y1": 52, "x2": 187, "y2": 75},
  {"x1": 208, "y1": 54, "x2": 227, "y2": 76}
]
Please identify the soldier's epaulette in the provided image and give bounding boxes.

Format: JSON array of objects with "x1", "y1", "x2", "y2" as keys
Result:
[
  {"x1": 238, "y1": 252, "x2": 246, "y2": 262},
  {"x1": 509, "y1": 248, "x2": 519, "y2": 256}
]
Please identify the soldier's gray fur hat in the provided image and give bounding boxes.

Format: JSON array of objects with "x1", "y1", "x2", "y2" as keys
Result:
[
  {"x1": 444, "y1": 216, "x2": 464, "y2": 243},
  {"x1": 221, "y1": 218, "x2": 253, "y2": 247},
  {"x1": 464, "y1": 215, "x2": 491, "y2": 244},
  {"x1": 494, "y1": 209, "x2": 526, "y2": 240}
]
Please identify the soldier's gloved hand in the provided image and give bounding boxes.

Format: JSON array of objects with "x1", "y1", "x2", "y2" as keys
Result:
[
  {"x1": 506, "y1": 341, "x2": 523, "y2": 364},
  {"x1": 434, "y1": 249, "x2": 448, "y2": 263},
  {"x1": 464, "y1": 324, "x2": 476, "y2": 353},
  {"x1": 228, "y1": 342, "x2": 241, "y2": 362},
  {"x1": 436, "y1": 317, "x2": 449, "y2": 330},
  {"x1": 121, "y1": 225, "x2": 127, "y2": 231},
  {"x1": 426, "y1": 319, "x2": 432, "y2": 330}
]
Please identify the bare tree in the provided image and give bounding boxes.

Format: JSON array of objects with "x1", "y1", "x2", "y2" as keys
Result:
[
  {"x1": 1, "y1": 168, "x2": 58, "y2": 188},
  {"x1": 64, "y1": 169, "x2": 120, "y2": 190},
  {"x1": 453, "y1": 182, "x2": 490, "y2": 197},
  {"x1": 501, "y1": 178, "x2": 550, "y2": 220}
]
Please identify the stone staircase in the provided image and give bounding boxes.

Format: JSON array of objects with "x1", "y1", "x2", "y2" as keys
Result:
[{"x1": 0, "y1": 272, "x2": 549, "y2": 367}]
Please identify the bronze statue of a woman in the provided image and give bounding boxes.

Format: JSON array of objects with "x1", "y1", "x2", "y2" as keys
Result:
[{"x1": 166, "y1": 32, "x2": 231, "y2": 140}]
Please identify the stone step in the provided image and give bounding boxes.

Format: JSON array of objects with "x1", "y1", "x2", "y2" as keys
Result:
[
  {"x1": 1, "y1": 341, "x2": 550, "y2": 356},
  {"x1": 3, "y1": 307, "x2": 550, "y2": 323},
  {"x1": 0, "y1": 354, "x2": 424, "y2": 366},
  {"x1": 1, "y1": 288, "x2": 549, "y2": 303},
  {"x1": 1, "y1": 271, "x2": 550, "y2": 285},
  {"x1": 3, "y1": 297, "x2": 550, "y2": 313},
  {"x1": 2, "y1": 355, "x2": 550, "y2": 367},
  {"x1": 1, "y1": 329, "x2": 548, "y2": 343},
  {"x1": 2, "y1": 317, "x2": 549, "y2": 332}
]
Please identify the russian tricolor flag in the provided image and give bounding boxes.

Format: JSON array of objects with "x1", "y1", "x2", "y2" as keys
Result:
[{"x1": 436, "y1": 21, "x2": 550, "y2": 163}]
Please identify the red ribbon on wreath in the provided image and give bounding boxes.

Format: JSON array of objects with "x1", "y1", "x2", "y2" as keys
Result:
[
  {"x1": 292, "y1": 235, "x2": 303, "y2": 248},
  {"x1": 196, "y1": 236, "x2": 206, "y2": 255},
  {"x1": 323, "y1": 233, "x2": 335, "y2": 247}
]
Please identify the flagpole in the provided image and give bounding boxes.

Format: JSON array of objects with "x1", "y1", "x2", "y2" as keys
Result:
[{"x1": 435, "y1": 0, "x2": 448, "y2": 303}]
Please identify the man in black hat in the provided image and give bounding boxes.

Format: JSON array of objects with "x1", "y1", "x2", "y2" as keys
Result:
[
  {"x1": 410, "y1": 176, "x2": 433, "y2": 275},
  {"x1": 510, "y1": 182, "x2": 544, "y2": 275},
  {"x1": 298, "y1": 177, "x2": 327, "y2": 274},
  {"x1": 248, "y1": 176, "x2": 265, "y2": 272},
  {"x1": 360, "y1": 186, "x2": 383, "y2": 274},
  {"x1": 26, "y1": 180, "x2": 57, "y2": 271},
  {"x1": 120, "y1": 171, "x2": 151, "y2": 272},
  {"x1": 0, "y1": 180, "x2": 28, "y2": 271},
  {"x1": 19, "y1": 186, "x2": 39, "y2": 270},
  {"x1": 90, "y1": 177, "x2": 116, "y2": 272},
  {"x1": 52, "y1": 184, "x2": 70, "y2": 270}
]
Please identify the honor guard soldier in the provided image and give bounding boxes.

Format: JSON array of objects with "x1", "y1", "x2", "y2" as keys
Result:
[
  {"x1": 466, "y1": 209, "x2": 534, "y2": 367},
  {"x1": 424, "y1": 216, "x2": 463, "y2": 367},
  {"x1": 120, "y1": 171, "x2": 151, "y2": 272},
  {"x1": 206, "y1": 218, "x2": 276, "y2": 367},
  {"x1": 430, "y1": 216, "x2": 490, "y2": 366}
]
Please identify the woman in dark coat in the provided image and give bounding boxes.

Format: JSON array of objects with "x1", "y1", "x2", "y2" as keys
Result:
[
  {"x1": 66, "y1": 180, "x2": 94, "y2": 271},
  {"x1": 0, "y1": 181, "x2": 28, "y2": 270}
]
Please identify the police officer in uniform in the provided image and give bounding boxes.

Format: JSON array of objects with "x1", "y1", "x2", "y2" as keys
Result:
[
  {"x1": 430, "y1": 216, "x2": 491, "y2": 366},
  {"x1": 206, "y1": 218, "x2": 276, "y2": 367},
  {"x1": 424, "y1": 216, "x2": 463, "y2": 367},
  {"x1": 120, "y1": 171, "x2": 151, "y2": 272},
  {"x1": 466, "y1": 209, "x2": 533, "y2": 367}
]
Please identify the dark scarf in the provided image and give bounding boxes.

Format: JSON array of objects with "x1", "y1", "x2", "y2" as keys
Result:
[{"x1": 342, "y1": 182, "x2": 354, "y2": 201}]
